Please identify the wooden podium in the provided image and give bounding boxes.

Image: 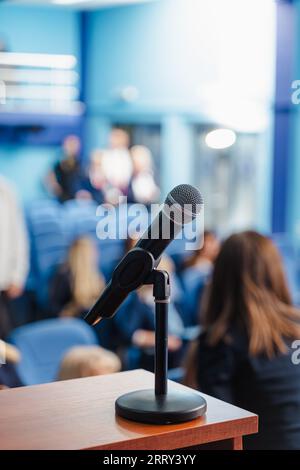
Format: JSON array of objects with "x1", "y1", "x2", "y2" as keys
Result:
[{"x1": 0, "y1": 369, "x2": 258, "y2": 450}]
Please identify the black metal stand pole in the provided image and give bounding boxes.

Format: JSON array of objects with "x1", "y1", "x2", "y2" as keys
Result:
[
  {"x1": 115, "y1": 266, "x2": 207, "y2": 424},
  {"x1": 155, "y1": 300, "x2": 168, "y2": 396}
]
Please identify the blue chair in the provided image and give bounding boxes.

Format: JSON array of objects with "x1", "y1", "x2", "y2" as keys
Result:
[
  {"x1": 97, "y1": 238, "x2": 125, "y2": 280},
  {"x1": 63, "y1": 199, "x2": 99, "y2": 240},
  {"x1": 26, "y1": 200, "x2": 69, "y2": 304},
  {"x1": 62, "y1": 200, "x2": 125, "y2": 278},
  {"x1": 8, "y1": 318, "x2": 98, "y2": 386},
  {"x1": 168, "y1": 367, "x2": 185, "y2": 383}
]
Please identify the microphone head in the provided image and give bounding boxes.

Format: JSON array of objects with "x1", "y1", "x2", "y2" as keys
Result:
[{"x1": 164, "y1": 184, "x2": 204, "y2": 224}]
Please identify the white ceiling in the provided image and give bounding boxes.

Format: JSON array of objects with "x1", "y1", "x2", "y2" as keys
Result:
[{"x1": 6, "y1": 0, "x2": 156, "y2": 10}]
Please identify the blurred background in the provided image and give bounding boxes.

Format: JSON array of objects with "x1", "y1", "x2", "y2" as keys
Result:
[{"x1": 0, "y1": 0, "x2": 300, "y2": 388}]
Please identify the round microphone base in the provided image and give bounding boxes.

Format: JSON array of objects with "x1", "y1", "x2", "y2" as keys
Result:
[{"x1": 115, "y1": 388, "x2": 207, "y2": 424}]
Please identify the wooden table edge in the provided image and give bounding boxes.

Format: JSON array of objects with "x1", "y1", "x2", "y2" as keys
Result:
[{"x1": 84, "y1": 414, "x2": 258, "y2": 450}]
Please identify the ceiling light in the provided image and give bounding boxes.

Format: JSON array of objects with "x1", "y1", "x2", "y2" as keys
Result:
[{"x1": 205, "y1": 128, "x2": 236, "y2": 150}]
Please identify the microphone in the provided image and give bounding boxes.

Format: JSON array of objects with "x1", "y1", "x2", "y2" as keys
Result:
[{"x1": 84, "y1": 184, "x2": 203, "y2": 326}]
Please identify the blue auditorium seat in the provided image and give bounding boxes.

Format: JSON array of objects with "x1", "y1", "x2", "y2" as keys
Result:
[
  {"x1": 8, "y1": 318, "x2": 98, "y2": 386},
  {"x1": 168, "y1": 367, "x2": 185, "y2": 383},
  {"x1": 26, "y1": 199, "x2": 69, "y2": 305},
  {"x1": 63, "y1": 199, "x2": 125, "y2": 279},
  {"x1": 26, "y1": 198, "x2": 125, "y2": 304},
  {"x1": 63, "y1": 199, "x2": 99, "y2": 240}
]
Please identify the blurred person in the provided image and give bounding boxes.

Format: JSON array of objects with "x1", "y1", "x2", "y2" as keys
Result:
[
  {"x1": 127, "y1": 145, "x2": 160, "y2": 204},
  {"x1": 186, "y1": 231, "x2": 300, "y2": 450},
  {"x1": 57, "y1": 345, "x2": 121, "y2": 381},
  {"x1": 0, "y1": 175, "x2": 29, "y2": 338},
  {"x1": 49, "y1": 237, "x2": 105, "y2": 318},
  {"x1": 182, "y1": 230, "x2": 220, "y2": 274},
  {"x1": 82, "y1": 148, "x2": 122, "y2": 205},
  {"x1": 85, "y1": 149, "x2": 108, "y2": 204},
  {"x1": 101, "y1": 128, "x2": 133, "y2": 197},
  {"x1": 0, "y1": 340, "x2": 23, "y2": 389},
  {"x1": 179, "y1": 231, "x2": 220, "y2": 327},
  {"x1": 47, "y1": 135, "x2": 84, "y2": 202}
]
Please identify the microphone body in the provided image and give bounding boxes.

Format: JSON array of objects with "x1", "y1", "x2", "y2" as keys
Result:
[
  {"x1": 84, "y1": 184, "x2": 203, "y2": 326},
  {"x1": 136, "y1": 206, "x2": 182, "y2": 262}
]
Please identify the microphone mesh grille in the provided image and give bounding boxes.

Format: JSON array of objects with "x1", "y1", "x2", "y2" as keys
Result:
[{"x1": 166, "y1": 184, "x2": 204, "y2": 215}]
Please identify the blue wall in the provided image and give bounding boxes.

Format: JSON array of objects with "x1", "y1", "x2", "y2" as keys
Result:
[
  {"x1": 0, "y1": 4, "x2": 80, "y2": 203},
  {"x1": 84, "y1": 0, "x2": 275, "y2": 229},
  {"x1": 85, "y1": 1, "x2": 220, "y2": 110},
  {"x1": 84, "y1": 0, "x2": 209, "y2": 192},
  {"x1": 0, "y1": 145, "x2": 58, "y2": 203},
  {"x1": 0, "y1": 0, "x2": 275, "y2": 230},
  {"x1": 0, "y1": 4, "x2": 80, "y2": 55}
]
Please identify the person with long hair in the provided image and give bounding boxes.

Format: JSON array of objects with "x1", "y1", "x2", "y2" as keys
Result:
[
  {"x1": 49, "y1": 237, "x2": 105, "y2": 318},
  {"x1": 186, "y1": 231, "x2": 300, "y2": 450}
]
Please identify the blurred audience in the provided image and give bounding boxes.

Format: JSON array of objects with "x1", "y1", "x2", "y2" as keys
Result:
[
  {"x1": 47, "y1": 135, "x2": 84, "y2": 202},
  {"x1": 186, "y1": 231, "x2": 300, "y2": 450},
  {"x1": 57, "y1": 345, "x2": 121, "y2": 381},
  {"x1": 49, "y1": 237, "x2": 105, "y2": 318},
  {"x1": 46, "y1": 131, "x2": 159, "y2": 207},
  {"x1": 127, "y1": 145, "x2": 160, "y2": 204},
  {"x1": 4, "y1": 126, "x2": 300, "y2": 452},
  {"x1": 0, "y1": 175, "x2": 29, "y2": 338}
]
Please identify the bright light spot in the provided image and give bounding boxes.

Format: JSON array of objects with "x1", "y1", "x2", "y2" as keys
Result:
[
  {"x1": 205, "y1": 129, "x2": 236, "y2": 149},
  {"x1": 52, "y1": 0, "x2": 86, "y2": 4},
  {"x1": 0, "y1": 52, "x2": 77, "y2": 69}
]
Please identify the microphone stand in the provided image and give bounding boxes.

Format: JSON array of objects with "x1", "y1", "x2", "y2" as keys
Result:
[{"x1": 115, "y1": 266, "x2": 207, "y2": 424}]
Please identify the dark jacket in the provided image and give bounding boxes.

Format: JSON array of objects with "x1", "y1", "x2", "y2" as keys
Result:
[
  {"x1": 196, "y1": 329, "x2": 300, "y2": 450},
  {"x1": 49, "y1": 267, "x2": 73, "y2": 317},
  {"x1": 0, "y1": 363, "x2": 23, "y2": 388},
  {"x1": 54, "y1": 160, "x2": 83, "y2": 202}
]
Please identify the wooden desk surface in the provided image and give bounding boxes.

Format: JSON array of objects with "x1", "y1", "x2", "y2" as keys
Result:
[{"x1": 0, "y1": 369, "x2": 258, "y2": 450}]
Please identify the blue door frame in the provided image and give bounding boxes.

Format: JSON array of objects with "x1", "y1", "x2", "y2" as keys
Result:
[{"x1": 272, "y1": 0, "x2": 296, "y2": 233}]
